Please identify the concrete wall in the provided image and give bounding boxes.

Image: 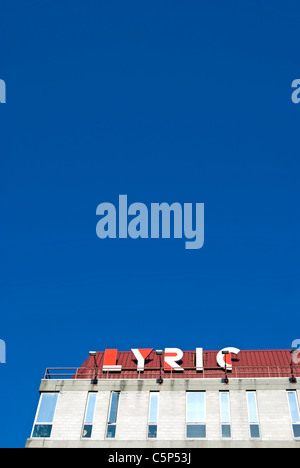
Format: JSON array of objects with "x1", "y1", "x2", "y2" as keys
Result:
[
  {"x1": 230, "y1": 390, "x2": 249, "y2": 440},
  {"x1": 26, "y1": 378, "x2": 300, "y2": 448},
  {"x1": 51, "y1": 391, "x2": 87, "y2": 440},
  {"x1": 158, "y1": 391, "x2": 186, "y2": 440},
  {"x1": 117, "y1": 391, "x2": 149, "y2": 440},
  {"x1": 91, "y1": 391, "x2": 111, "y2": 440}
]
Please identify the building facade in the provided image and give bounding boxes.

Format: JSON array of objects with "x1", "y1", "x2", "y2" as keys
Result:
[{"x1": 26, "y1": 348, "x2": 300, "y2": 448}]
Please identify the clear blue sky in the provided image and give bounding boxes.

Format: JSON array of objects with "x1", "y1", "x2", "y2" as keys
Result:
[{"x1": 1, "y1": 0, "x2": 300, "y2": 447}]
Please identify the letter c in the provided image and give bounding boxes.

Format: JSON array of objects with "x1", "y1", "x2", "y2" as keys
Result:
[{"x1": 217, "y1": 347, "x2": 240, "y2": 370}]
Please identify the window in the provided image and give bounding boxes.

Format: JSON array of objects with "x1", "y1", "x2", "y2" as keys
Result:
[
  {"x1": 148, "y1": 392, "x2": 159, "y2": 438},
  {"x1": 82, "y1": 392, "x2": 97, "y2": 438},
  {"x1": 220, "y1": 392, "x2": 231, "y2": 439},
  {"x1": 287, "y1": 391, "x2": 300, "y2": 438},
  {"x1": 32, "y1": 393, "x2": 58, "y2": 438},
  {"x1": 186, "y1": 392, "x2": 206, "y2": 438},
  {"x1": 106, "y1": 391, "x2": 120, "y2": 438},
  {"x1": 246, "y1": 391, "x2": 260, "y2": 439}
]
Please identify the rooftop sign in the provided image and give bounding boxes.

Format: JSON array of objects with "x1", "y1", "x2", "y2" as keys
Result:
[{"x1": 99, "y1": 347, "x2": 241, "y2": 372}]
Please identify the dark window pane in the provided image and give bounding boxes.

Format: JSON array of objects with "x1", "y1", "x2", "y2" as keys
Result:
[
  {"x1": 106, "y1": 424, "x2": 116, "y2": 439},
  {"x1": 186, "y1": 424, "x2": 206, "y2": 439},
  {"x1": 33, "y1": 424, "x2": 52, "y2": 438},
  {"x1": 293, "y1": 424, "x2": 300, "y2": 438},
  {"x1": 108, "y1": 392, "x2": 119, "y2": 424},
  {"x1": 222, "y1": 424, "x2": 231, "y2": 439},
  {"x1": 250, "y1": 424, "x2": 260, "y2": 439},
  {"x1": 82, "y1": 424, "x2": 93, "y2": 438},
  {"x1": 148, "y1": 424, "x2": 157, "y2": 438}
]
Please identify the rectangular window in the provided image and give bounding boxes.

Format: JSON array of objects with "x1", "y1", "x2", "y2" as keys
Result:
[
  {"x1": 186, "y1": 392, "x2": 206, "y2": 438},
  {"x1": 106, "y1": 391, "x2": 120, "y2": 439},
  {"x1": 32, "y1": 393, "x2": 58, "y2": 438},
  {"x1": 148, "y1": 392, "x2": 159, "y2": 438},
  {"x1": 220, "y1": 392, "x2": 231, "y2": 439},
  {"x1": 287, "y1": 391, "x2": 300, "y2": 438},
  {"x1": 82, "y1": 392, "x2": 97, "y2": 438},
  {"x1": 246, "y1": 391, "x2": 260, "y2": 439}
]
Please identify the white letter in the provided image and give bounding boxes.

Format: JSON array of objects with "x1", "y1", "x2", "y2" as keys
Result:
[
  {"x1": 128, "y1": 203, "x2": 149, "y2": 239},
  {"x1": 216, "y1": 347, "x2": 240, "y2": 371},
  {"x1": 119, "y1": 195, "x2": 128, "y2": 238},
  {"x1": 96, "y1": 203, "x2": 116, "y2": 238},
  {"x1": 292, "y1": 79, "x2": 300, "y2": 104},
  {"x1": 292, "y1": 339, "x2": 300, "y2": 365},
  {"x1": 131, "y1": 349, "x2": 153, "y2": 371},
  {"x1": 184, "y1": 203, "x2": 204, "y2": 249},
  {"x1": 0, "y1": 80, "x2": 6, "y2": 104},
  {"x1": 102, "y1": 349, "x2": 122, "y2": 372},
  {"x1": 0, "y1": 340, "x2": 6, "y2": 363},
  {"x1": 164, "y1": 348, "x2": 184, "y2": 371},
  {"x1": 196, "y1": 348, "x2": 203, "y2": 371},
  {"x1": 151, "y1": 203, "x2": 182, "y2": 239}
]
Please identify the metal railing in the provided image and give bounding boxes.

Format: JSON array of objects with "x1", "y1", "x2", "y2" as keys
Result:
[{"x1": 44, "y1": 365, "x2": 300, "y2": 380}]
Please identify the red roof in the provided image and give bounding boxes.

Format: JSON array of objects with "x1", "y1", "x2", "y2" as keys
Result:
[{"x1": 73, "y1": 349, "x2": 300, "y2": 380}]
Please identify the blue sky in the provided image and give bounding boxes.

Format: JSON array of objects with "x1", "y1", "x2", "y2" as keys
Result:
[{"x1": 1, "y1": 0, "x2": 300, "y2": 447}]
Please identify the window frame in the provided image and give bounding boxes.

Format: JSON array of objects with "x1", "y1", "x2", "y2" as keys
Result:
[
  {"x1": 81, "y1": 392, "x2": 97, "y2": 439},
  {"x1": 219, "y1": 391, "x2": 232, "y2": 439},
  {"x1": 287, "y1": 390, "x2": 300, "y2": 440},
  {"x1": 186, "y1": 391, "x2": 206, "y2": 440},
  {"x1": 31, "y1": 392, "x2": 58, "y2": 439},
  {"x1": 246, "y1": 391, "x2": 261, "y2": 440},
  {"x1": 106, "y1": 391, "x2": 120, "y2": 439},
  {"x1": 147, "y1": 391, "x2": 159, "y2": 439}
]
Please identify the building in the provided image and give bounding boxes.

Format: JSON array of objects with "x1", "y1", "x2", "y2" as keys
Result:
[{"x1": 26, "y1": 348, "x2": 300, "y2": 448}]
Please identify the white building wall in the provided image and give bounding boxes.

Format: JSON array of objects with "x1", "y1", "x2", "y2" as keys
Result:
[
  {"x1": 158, "y1": 391, "x2": 186, "y2": 440},
  {"x1": 28, "y1": 379, "x2": 300, "y2": 447},
  {"x1": 257, "y1": 390, "x2": 293, "y2": 441},
  {"x1": 230, "y1": 390, "x2": 250, "y2": 440},
  {"x1": 206, "y1": 391, "x2": 221, "y2": 440},
  {"x1": 50, "y1": 391, "x2": 87, "y2": 440},
  {"x1": 116, "y1": 391, "x2": 149, "y2": 440},
  {"x1": 91, "y1": 391, "x2": 111, "y2": 440}
]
